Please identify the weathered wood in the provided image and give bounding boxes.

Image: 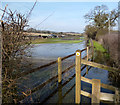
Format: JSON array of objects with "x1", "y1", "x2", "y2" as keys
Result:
[
  {"x1": 81, "y1": 87, "x2": 114, "y2": 102},
  {"x1": 8, "y1": 49, "x2": 90, "y2": 88},
  {"x1": 114, "y1": 88, "x2": 119, "y2": 103},
  {"x1": 18, "y1": 53, "x2": 76, "y2": 80},
  {"x1": 81, "y1": 76, "x2": 116, "y2": 103},
  {"x1": 81, "y1": 90, "x2": 91, "y2": 98},
  {"x1": 81, "y1": 48, "x2": 87, "y2": 52},
  {"x1": 101, "y1": 83, "x2": 115, "y2": 91},
  {"x1": 75, "y1": 50, "x2": 81, "y2": 104},
  {"x1": 63, "y1": 71, "x2": 93, "y2": 99},
  {"x1": 12, "y1": 45, "x2": 119, "y2": 104},
  {"x1": 61, "y1": 53, "x2": 75, "y2": 60},
  {"x1": 20, "y1": 48, "x2": 91, "y2": 80},
  {"x1": 100, "y1": 92, "x2": 114, "y2": 101},
  {"x1": 20, "y1": 60, "x2": 57, "y2": 77},
  {"x1": 8, "y1": 60, "x2": 58, "y2": 88},
  {"x1": 92, "y1": 79, "x2": 101, "y2": 103},
  {"x1": 81, "y1": 59, "x2": 120, "y2": 73},
  {"x1": 81, "y1": 76, "x2": 116, "y2": 91},
  {"x1": 86, "y1": 46, "x2": 89, "y2": 74},
  {"x1": 58, "y1": 57, "x2": 62, "y2": 83},
  {"x1": 81, "y1": 76, "x2": 92, "y2": 84}
]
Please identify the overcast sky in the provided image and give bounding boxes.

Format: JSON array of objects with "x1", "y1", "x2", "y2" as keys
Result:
[{"x1": 1, "y1": 1, "x2": 118, "y2": 33}]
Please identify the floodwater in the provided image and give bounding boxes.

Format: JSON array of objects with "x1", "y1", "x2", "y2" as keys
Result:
[
  {"x1": 18, "y1": 41, "x2": 115, "y2": 104},
  {"x1": 27, "y1": 41, "x2": 86, "y2": 66}
]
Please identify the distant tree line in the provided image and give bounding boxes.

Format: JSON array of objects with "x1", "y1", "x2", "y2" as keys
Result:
[
  {"x1": 25, "y1": 28, "x2": 82, "y2": 36},
  {"x1": 84, "y1": 5, "x2": 120, "y2": 88}
]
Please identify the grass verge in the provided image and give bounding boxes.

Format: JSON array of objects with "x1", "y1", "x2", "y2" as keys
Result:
[
  {"x1": 92, "y1": 40, "x2": 106, "y2": 53},
  {"x1": 32, "y1": 38, "x2": 83, "y2": 44},
  {"x1": 88, "y1": 40, "x2": 106, "y2": 53},
  {"x1": 88, "y1": 40, "x2": 110, "y2": 63}
]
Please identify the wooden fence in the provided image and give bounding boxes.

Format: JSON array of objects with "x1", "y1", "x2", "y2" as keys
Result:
[
  {"x1": 8, "y1": 39, "x2": 119, "y2": 104},
  {"x1": 14, "y1": 45, "x2": 93, "y2": 103},
  {"x1": 75, "y1": 49, "x2": 120, "y2": 104}
]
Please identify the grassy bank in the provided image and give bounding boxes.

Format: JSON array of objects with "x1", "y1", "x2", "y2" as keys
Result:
[
  {"x1": 92, "y1": 40, "x2": 106, "y2": 53},
  {"x1": 89, "y1": 40, "x2": 110, "y2": 64},
  {"x1": 88, "y1": 40, "x2": 106, "y2": 52},
  {"x1": 32, "y1": 38, "x2": 83, "y2": 44}
]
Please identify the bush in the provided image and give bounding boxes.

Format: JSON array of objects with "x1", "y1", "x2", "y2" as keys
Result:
[
  {"x1": 102, "y1": 32, "x2": 119, "y2": 67},
  {"x1": 1, "y1": 6, "x2": 33, "y2": 103}
]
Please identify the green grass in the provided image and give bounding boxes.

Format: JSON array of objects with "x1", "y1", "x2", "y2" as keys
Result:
[
  {"x1": 88, "y1": 40, "x2": 110, "y2": 63},
  {"x1": 93, "y1": 40, "x2": 106, "y2": 52},
  {"x1": 32, "y1": 38, "x2": 83, "y2": 44},
  {"x1": 89, "y1": 40, "x2": 106, "y2": 53}
]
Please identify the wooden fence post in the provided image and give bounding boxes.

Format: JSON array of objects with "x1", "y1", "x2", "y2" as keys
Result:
[
  {"x1": 75, "y1": 50, "x2": 81, "y2": 104},
  {"x1": 86, "y1": 46, "x2": 89, "y2": 74},
  {"x1": 92, "y1": 79, "x2": 101, "y2": 104},
  {"x1": 58, "y1": 57, "x2": 62, "y2": 83}
]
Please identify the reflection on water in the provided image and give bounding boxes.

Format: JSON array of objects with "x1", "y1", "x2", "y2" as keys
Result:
[
  {"x1": 18, "y1": 41, "x2": 116, "y2": 103},
  {"x1": 26, "y1": 42, "x2": 86, "y2": 68},
  {"x1": 30, "y1": 42, "x2": 86, "y2": 59},
  {"x1": 85, "y1": 67, "x2": 110, "y2": 84}
]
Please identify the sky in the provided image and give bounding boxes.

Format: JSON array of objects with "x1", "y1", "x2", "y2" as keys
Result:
[{"x1": 0, "y1": 1, "x2": 119, "y2": 33}]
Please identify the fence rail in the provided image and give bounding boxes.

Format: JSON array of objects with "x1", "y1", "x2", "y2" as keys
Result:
[
  {"x1": 14, "y1": 39, "x2": 119, "y2": 104},
  {"x1": 75, "y1": 48, "x2": 120, "y2": 104},
  {"x1": 17, "y1": 45, "x2": 93, "y2": 102},
  {"x1": 80, "y1": 76, "x2": 119, "y2": 103}
]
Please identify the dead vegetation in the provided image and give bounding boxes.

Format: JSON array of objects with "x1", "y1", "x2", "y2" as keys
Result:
[
  {"x1": 101, "y1": 32, "x2": 119, "y2": 67},
  {"x1": 0, "y1": 1, "x2": 36, "y2": 103},
  {"x1": 100, "y1": 32, "x2": 120, "y2": 88}
]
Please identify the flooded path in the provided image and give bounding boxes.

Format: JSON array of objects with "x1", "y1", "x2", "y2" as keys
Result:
[{"x1": 18, "y1": 41, "x2": 115, "y2": 104}]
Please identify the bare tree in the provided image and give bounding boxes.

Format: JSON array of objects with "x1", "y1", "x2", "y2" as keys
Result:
[
  {"x1": 84, "y1": 5, "x2": 118, "y2": 39},
  {"x1": 0, "y1": 1, "x2": 37, "y2": 103}
]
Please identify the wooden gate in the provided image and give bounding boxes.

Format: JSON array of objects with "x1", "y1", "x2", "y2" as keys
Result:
[{"x1": 75, "y1": 49, "x2": 119, "y2": 104}]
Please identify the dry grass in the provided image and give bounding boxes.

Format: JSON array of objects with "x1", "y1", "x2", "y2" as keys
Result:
[{"x1": 101, "y1": 32, "x2": 119, "y2": 67}]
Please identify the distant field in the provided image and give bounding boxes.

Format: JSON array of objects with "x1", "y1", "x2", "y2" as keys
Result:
[
  {"x1": 32, "y1": 38, "x2": 83, "y2": 44},
  {"x1": 24, "y1": 32, "x2": 82, "y2": 36},
  {"x1": 24, "y1": 32, "x2": 49, "y2": 36}
]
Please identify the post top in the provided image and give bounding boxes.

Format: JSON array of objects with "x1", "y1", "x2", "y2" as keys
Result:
[
  {"x1": 76, "y1": 49, "x2": 81, "y2": 52},
  {"x1": 76, "y1": 50, "x2": 81, "y2": 56},
  {"x1": 58, "y1": 57, "x2": 61, "y2": 59}
]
